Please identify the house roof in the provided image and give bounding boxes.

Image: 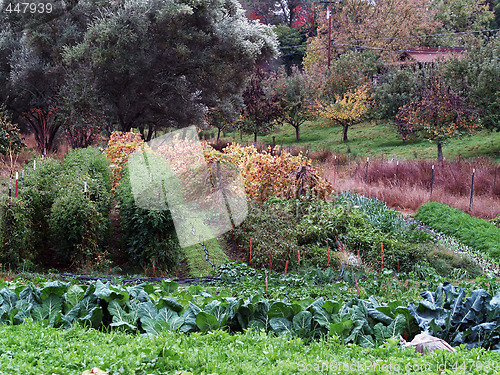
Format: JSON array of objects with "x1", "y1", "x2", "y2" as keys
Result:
[{"x1": 400, "y1": 47, "x2": 466, "y2": 63}]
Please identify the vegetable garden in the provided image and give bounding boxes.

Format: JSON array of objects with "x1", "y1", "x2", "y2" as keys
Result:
[
  {"x1": 1, "y1": 0, "x2": 499, "y2": 371},
  {"x1": 0, "y1": 131, "x2": 498, "y2": 374}
]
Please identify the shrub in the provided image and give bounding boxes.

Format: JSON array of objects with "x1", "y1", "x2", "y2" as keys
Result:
[
  {"x1": 63, "y1": 147, "x2": 112, "y2": 195},
  {"x1": 49, "y1": 188, "x2": 106, "y2": 265},
  {"x1": 0, "y1": 197, "x2": 30, "y2": 267},
  {"x1": 415, "y1": 202, "x2": 500, "y2": 260},
  {"x1": 104, "y1": 131, "x2": 145, "y2": 189},
  {"x1": 19, "y1": 158, "x2": 64, "y2": 264},
  {"x1": 1, "y1": 148, "x2": 112, "y2": 269},
  {"x1": 229, "y1": 200, "x2": 303, "y2": 271},
  {"x1": 203, "y1": 142, "x2": 333, "y2": 202},
  {"x1": 116, "y1": 166, "x2": 181, "y2": 272}
]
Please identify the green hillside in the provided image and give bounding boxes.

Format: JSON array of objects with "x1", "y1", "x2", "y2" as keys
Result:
[{"x1": 219, "y1": 120, "x2": 500, "y2": 162}]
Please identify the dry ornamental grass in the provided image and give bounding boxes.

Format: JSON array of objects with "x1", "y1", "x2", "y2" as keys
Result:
[{"x1": 320, "y1": 156, "x2": 500, "y2": 219}]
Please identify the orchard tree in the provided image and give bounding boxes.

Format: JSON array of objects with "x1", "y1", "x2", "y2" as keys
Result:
[
  {"x1": 395, "y1": 77, "x2": 481, "y2": 161},
  {"x1": 318, "y1": 85, "x2": 371, "y2": 142},
  {"x1": 432, "y1": 0, "x2": 494, "y2": 33},
  {"x1": 305, "y1": 50, "x2": 381, "y2": 99},
  {"x1": 206, "y1": 107, "x2": 235, "y2": 141},
  {"x1": 372, "y1": 65, "x2": 434, "y2": 119},
  {"x1": 238, "y1": 69, "x2": 281, "y2": 142},
  {"x1": 269, "y1": 67, "x2": 314, "y2": 141},
  {"x1": 443, "y1": 33, "x2": 500, "y2": 132},
  {"x1": 64, "y1": 0, "x2": 278, "y2": 135}
]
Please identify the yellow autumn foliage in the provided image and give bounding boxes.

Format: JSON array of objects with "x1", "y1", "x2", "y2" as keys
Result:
[{"x1": 318, "y1": 85, "x2": 371, "y2": 127}]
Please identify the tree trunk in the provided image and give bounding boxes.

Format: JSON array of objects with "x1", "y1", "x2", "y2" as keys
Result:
[
  {"x1": 437, "y1": 142, "x2": 443, "y2": 162},
  {"x1": 145, "y1": 124, "x2": 153, "y2": 142},
  {"x1": 217, "y1": 127, "x2": 221, "y2": 141},
  {"x1": 254, "y1": 132, "x2": 258, "y2": 143},
  {"x1": 342, "y1": 124, "x2": 349, "y2": 142},
  {"x1": 295, "y1": 125, "x2": 300, "y2": 142}
]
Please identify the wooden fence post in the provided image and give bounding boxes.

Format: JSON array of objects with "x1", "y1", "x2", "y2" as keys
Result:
[
  {"x1": 365, "y1": 157, "x2": 369, "y2": 183},
  {"x1": 430, "y1": 165, "x2": 435, "y2": 197},
  {"x1": 469, "y1": 168, "x2": 475, "y2": 211},
  {"x1": 395, "y1": 161, "x2": 399, "y2": 185}
]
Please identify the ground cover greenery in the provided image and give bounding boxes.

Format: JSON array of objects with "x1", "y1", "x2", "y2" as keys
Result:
[
  {"x1": 415, "y1": 202, "x2": 500, "y2": 261},
  {"x1": 3, "y1": 320, "x2": 500, "y2": 375}
]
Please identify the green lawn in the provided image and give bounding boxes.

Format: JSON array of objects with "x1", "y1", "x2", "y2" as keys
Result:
[
  {"x1": 2, "y1": 321, "x2": 500, "y2": 374},
  {"x1": 217, "y1": 120, "x2": 500, "y2": 162}
]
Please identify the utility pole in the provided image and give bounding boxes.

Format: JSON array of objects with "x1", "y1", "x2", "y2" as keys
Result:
[
  {"x1": 320, "y1": 0, "x2": 341, "y2": 69},
  {"x1": 327, "y1": 0, "x2": 332, "y2": 69}
]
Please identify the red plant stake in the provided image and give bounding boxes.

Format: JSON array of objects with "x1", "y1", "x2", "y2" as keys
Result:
[
  {"x1": 354, "y1": 274, "x2": 360, "y2": 297},
  {"x1": 327, "y1": 239, "x2": 330, "y2": 266},
  {"x1": 397, "y1": 260, "x2": 400, "y2": 272},
  {"x1": 284, "y1": 260, "x2": 289, "y2": 276},
  {"x1": 249, "y1": 237, "x2": 252, "y2": 265},
  {"x1": 269, "y1": 250, "x2": 273, "y2": 272},
  {"x1": 15, "y1": 171, "x2": 18, "y2": 198},
  {"x1": 381, "y1": 242, "x2": 384, "y2": 271},
  {"x1": 297, "y1": 250, "x2": 300, "y2": 266}
]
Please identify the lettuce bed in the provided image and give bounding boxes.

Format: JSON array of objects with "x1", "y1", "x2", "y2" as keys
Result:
[{"x1": 415, "y1": 202, "x2": 500, "y2": 260}]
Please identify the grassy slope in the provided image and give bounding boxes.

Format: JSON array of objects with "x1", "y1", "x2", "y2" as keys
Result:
[
  {"x1": 183, "y1": 239, "x2": 228, "y2": 277},
  {"x1": 3, "y1": 321, "x2": 500, "y2": 374},
  {"x1": 219, "y1": 120, "x2": 500, "y2": 162}
]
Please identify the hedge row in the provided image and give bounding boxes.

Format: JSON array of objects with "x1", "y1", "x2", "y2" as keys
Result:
[
  {"x1": 415, "y1": 202, "x2": 500, "y2": 261},
  {"x1": 0, "y1": 148, "x2": 112, "y2": 269}
]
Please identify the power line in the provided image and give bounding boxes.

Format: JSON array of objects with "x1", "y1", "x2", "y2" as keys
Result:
[
  {"x1": 351, "y1": 28, "x2": 500, "y2": 43},
  {"x1": 278, "y1": 27, "x2": 500, "y2": 51}
]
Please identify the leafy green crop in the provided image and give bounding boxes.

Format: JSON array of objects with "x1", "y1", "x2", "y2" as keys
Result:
[
  {"x1": 415, "y1": 202, "x2": 500, "y2": 260},
  {"x1": 409, "y1": 282, "x2": 500, "y2": 350},
  {"x1": 0, "y1": 278, "x2": 416, "y2": 347},
  {"x1": 3, "y1": 320, "x2": 500, "y2": 375},
  {"x1": 0, "y1": 276, "x2": 499, "y2": 352}
]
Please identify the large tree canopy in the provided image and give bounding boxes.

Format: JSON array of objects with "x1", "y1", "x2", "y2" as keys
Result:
[
  {"x1": 304, "y1": 0, "x2": 439, "y2": 66},
  {"x1": 1, "y1": 0, "x2": 278, "y2": 141},
  {"x1": 0, "y1": 0, "x2": 98, "y2": 127},
  {"x1": 63, "y1": 0, "x2": 278, "y2": 136}
]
